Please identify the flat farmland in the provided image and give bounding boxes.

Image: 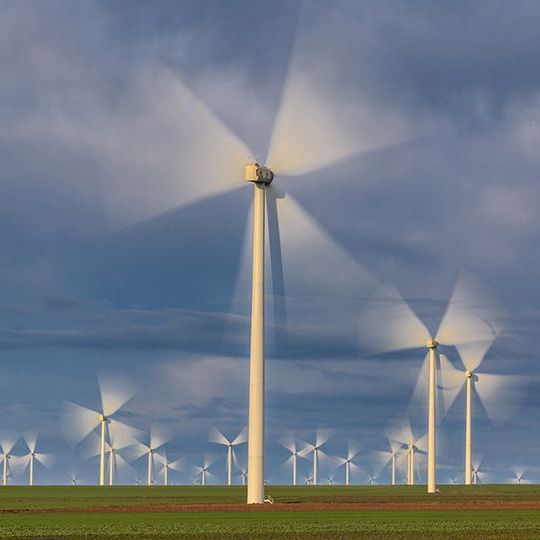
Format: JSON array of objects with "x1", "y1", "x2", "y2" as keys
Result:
[{"x1": 1, "y1": 485, "x2": 539, "y2": 538}]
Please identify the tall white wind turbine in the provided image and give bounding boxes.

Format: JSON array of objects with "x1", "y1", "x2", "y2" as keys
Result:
[
  {"x1": 17, "y1": 433, "x2": 54, "y2": 486},
  {"x1": 60, "y1": 371, "x2": 138, "y2": 485},
  {"x1": 99, "y1": 1, "x2": 427, "y2": 504},
  {"x1": 208, "y1": 427, "x2": 247, "y2": 486}
]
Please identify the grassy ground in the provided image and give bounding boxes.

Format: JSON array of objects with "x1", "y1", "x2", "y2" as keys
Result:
[{"x1": 0, "y1": 485, "x2": 539, "y2": 539}]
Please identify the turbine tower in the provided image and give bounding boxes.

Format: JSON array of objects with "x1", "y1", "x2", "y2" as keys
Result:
[
  {"x1": 60, "y1": 371, "x2": 139, "y2": 486},
  {"x1": 208, "y1": 427, "x2": 247, "y2": 486}
]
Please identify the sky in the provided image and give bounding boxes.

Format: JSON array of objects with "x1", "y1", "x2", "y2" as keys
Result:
[{"x1": 1, "y1": 0, "x2": 540, "y2": 486}]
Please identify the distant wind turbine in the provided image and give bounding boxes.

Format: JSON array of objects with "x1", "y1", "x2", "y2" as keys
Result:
[
  {"x1": 299, "y1": 430, "x2": 333, "y2": 486},
  {"x1": 335, "y1": 443, "x2": 362, "y2": 486},
  {"x1": 155, "y1": 451, "x2": 183, "y2": 486},
  {"x1": 18, "y1": 433, "x2": 54, "y2": 486},
  {"x1": 1, "y1": 436, "x2": 17, "y2": 486},
  {"x1": 388, "y1": 421, "x2": 427, "y2": 486},
  {"x1": 435, "y1": 277, "x2": 525, "y2": 486},
  {"x1": 129, "y1": 424, "x2": 171, "y2": 486},
  {"x1": 360, "y1": 273, "x2": 504, "y2": 493},
  {"x1": 194, "y1": 455, "x2": 217, "y2": 486},
  {"x1": 280, "y1": 434, "x2": 305, "y2": 486},
  {"x1": 208, "y1": 427, "x2": 247, "y2": 486},
  {"x1": 60, "y1": 371, "x2": 139, "y2": 485}
]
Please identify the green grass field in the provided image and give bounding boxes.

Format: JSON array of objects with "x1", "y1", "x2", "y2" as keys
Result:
[{"x1": 0, "y1": 484, "x2": 539, "y2": 539}]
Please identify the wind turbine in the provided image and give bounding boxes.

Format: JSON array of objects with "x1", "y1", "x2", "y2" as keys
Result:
[
  {"x1": 335, "y1": 443, "x2": 362, "y2": 486},
  {"x1": 17, "y1": 433, "x2": 54, "y2": 486},
  {"x1": 471, "y1": 458, "x2": 490, "y2": 484},
  {"x1": 510, "y1": 468, "x2": 528, "y2": 485},
  {"x1": 208, "y1": 427, "x2": 247, "y2": 486},
  {"x1": 1, "y1": 437, "x2": 17, "y2": 486},
  {"x1": 100, "y1": 0, "x2": 427, "y2": 504},
  {"x1": 239, "y1": 469, "x2": 247, "y2": 486},
  {"x1": 388, "y1": 422, "x2": 427, "y2": 486},
  {"x1": 129, "y1": 424, "x2": 171, "y2": 486},
  {"x1": 299, "y1": 430, "x2": 332, "y2": 486},
  {"x1": 156, "y1": 451, "x2": 183, "y2": 486},
  {"x1": 83, "y1": 420, "x2": 140, "y2": 486},
  {"x1": 434, "y1": 278, "x2": 523, "y2": 486},
  {"x1": 360, "y1": 273, "x2": 503, "y2": 493},
  {"x1": 194, "y1": 455, "x2": 217, "y2": 486},
  {"x1": 372, "y1": 440, "x2": 401, "y2": 486},
  {"x1": 60, "y1": 371, "x2": 139, "y2": 485},
  {"x1": 280, "y1": 434, "x2": 305, "y2": 486}
]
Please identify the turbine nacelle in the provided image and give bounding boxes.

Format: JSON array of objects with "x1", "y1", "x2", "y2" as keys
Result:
[
  {"x1": 245, "y1": 163, "x2": 274, "y2": 185},
  {"x1": 426, "y1": 339, "x2": 438, "y2": 350}
]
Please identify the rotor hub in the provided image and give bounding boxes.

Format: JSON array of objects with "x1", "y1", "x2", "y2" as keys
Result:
[
  {"x1": 245, "y1": 163, "x2": 274, "y2": 185},
  {"x1": 426, "y1": 339, "x2": 439, "y2": 349}
]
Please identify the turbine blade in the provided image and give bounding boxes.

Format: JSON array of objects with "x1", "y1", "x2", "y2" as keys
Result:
[
  {"x1": 0, "y1": 434, "x2": 18, "y2": 455},
  {"x1": 347, "y1": 442, "x2": 360, "y2": 462},
  {"x1": 475, "y1": 372, "x2": 528, "y2": 426},
  {"x1": 438, "y1": 354, "x2": 466, "y2": 414},
  {"x1": 371, "y1": 450, "x2": 393, "y2": 475},
  {"x1": 35, "y1": 453, "x2": 55, "y2": 470},
  {"x1": 150, "y1": 424, "x2": 171, "y2": 451},
  {"x1": 60, "y1": 401, "x2": 101, "y2": 446},
  {"x1": 123, "y1": 441, "x2": 149, "y2": 462},
  {"x1": 80, "y1": 431, "x2": 108, "y2": 460},
  {"x1": 278, "y1": 433, "x2": 297, "y2": 454},
  {"x1": 266, "y1": 3, "x2": 421, "y2": 176},
  {"x1": 298, "y1": 443, "x2": 315, "y2": 458},
  {"x1": 232, "y1": 427, "x2": 247, "y2": 446},
  {"x1": 436, "y1": 272, "x2": 505, "y2": 371},
  {"x1": 169, "y1": 458, "x2": 184, "y2": 472},
  {"x1": 10, "y1": 454, "x2": 30, "y2": 471},
  {"x1": 23, "y1": 432, "x2": 38, "y2": 454},
  {"x1": 276, "y1": 194, "x2": 377, "y2": 345},
  {"x1": 358, "y1": 283, "x2": 430, "y2": 354},
  {"x1": 208, "y1": 427, "x2": 230, "y2": 446},
  {"x1": 266, "y1": 185, "x2": 289, "y2": 352},
  {"x1": 100, "y1": 67, "x2": 253, "y2": 229},
  {"x1": 109, "y1": 419, "x2": 144, "y2": 450},
  {"x1": 97, "y1": 370, "x2": 139, "y2": 417},
  {"x1": 316, "y1": 428, "x2": 333, "y2": 449},
  {"x1": 408, "y1": 352, "x2": 430, "y2": 421},
  {"x1": 349, "y1": 461, "x2": 367, "y2": 480}
]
